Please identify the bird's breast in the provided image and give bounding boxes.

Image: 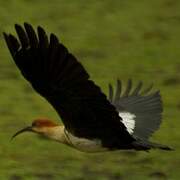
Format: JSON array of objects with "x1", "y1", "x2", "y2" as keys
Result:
[{"x1": 64, "y1": 130, "x2": 108, "y2": 152}]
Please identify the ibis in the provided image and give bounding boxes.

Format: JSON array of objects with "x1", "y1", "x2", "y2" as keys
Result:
[{"x1": 3, "y1": 23, "x2": 172, "y2": 152}]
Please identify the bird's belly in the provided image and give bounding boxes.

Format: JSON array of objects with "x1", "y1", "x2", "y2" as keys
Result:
[{"x1": 65, "y1": 132, "x2": 108, "y2": 152}]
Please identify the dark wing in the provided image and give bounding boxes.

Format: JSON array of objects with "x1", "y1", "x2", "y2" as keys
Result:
[
  {"x1": 4, "y1": 23, "x2": 134, "y2": 144},
  {"x1": 108, "y1": 79, "x2": 162, "y2": 140}
]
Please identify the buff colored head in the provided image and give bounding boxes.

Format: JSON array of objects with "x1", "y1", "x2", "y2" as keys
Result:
[{"x1": 11, "y1": 118, "x2": 58, "y2": 139}]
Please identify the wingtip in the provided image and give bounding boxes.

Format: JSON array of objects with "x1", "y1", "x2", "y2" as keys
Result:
[
  {"x1": 15, "y1": 23, "x2": 21, "y2": 29},
  {"x1": 141, "y1": 83, "x2": 154, "y2": 95},
  {"x1": 50, "y1": 33, "x2": 59, "y2": 44},
  {"x1": 14, "y1": 23, "x2": 25, "y2": 34},
  {"x1": 108, "y1": 83, "x2": 113, "y2": 94},
  {"x1": 37, "y1": 26, "x2": 47, "y2": 36},
  {"x1": 117, "y1": 78, "x2": 121, "y2": 85},
  {"x1": 115, "y1": 78, "x2": 122, "y2": 100},
  {"x1": 122, "y1": 79, "x2": 133, "y2": 97},
  {"x1": 108, "y1": 83, "x2": 112, "y2": 88},
  {"x1": 116, "y1": 79, "x2": 122, "y2": 90},
  {"x1": 24, "y1": 22, "x2": 30, "y2": 26},
  {"x1": 24, "y1": 22, "x2": 36, "y2": 31},
  {"x1": 37, "y1": 25, "x2": 44, "y2": 31},
  {"x1": 3, "y1": 32, "x2": 8, "y2": 38},
  {"x1": 50, "y1": 33, "x2": 58, "y2": 39},
  {"x1": 127, "y1": 78, "x2": 132, "y2": 84},
  {"x1": 108, "y1": 83, "x2": 113, "y2": 102},
  {"x1": 3, "y1": 32, "x2": 9, "y2": 46},
  {"x1": 154, "y1": 90, "x2": 161, "y2": 97},
  {"x1": 24, "y1": 22, "x2": 31, "y2": 29}
]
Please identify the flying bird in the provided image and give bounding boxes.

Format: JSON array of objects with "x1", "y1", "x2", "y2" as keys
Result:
[{"x1": 3, "y1": 23, "x2": 172, "y2": 152}]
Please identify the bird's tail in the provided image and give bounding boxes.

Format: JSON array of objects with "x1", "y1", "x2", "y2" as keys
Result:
[{"x1": 132, "y1": 140, "x2": 173, "y2": 151}]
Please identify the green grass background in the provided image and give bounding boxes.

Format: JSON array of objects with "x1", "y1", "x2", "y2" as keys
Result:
[{"x1": 0, "y1": 0, "x2": 180, "y2": 179}]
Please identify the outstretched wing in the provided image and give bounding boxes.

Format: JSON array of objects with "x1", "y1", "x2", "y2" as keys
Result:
[
  {"x1": 4, "y1": 23, "x2": 134, "y2": 144},
  {"x1": 108, "y1": 79, "x2": 162, "y2": 140}
]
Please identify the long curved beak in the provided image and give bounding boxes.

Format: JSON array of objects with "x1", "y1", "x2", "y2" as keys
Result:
[{"x1": 11, "y1": 126, "x2": 33, "y2": 140}]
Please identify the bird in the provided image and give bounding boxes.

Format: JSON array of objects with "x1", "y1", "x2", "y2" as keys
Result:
[{"x1": 3, "y1": 23, "x2": 172, "y2": 152}]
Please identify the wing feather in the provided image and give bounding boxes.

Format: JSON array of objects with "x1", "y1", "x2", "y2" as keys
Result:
[
  {"x1": 109, "y1": 80, "x2": 162, "y2": 139},
  {"x1": 4, "y1": 23, "x2": 134, "y2": 144}
]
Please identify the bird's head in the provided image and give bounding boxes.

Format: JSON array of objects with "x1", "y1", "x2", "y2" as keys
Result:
[{"x1": 11, "y1": 118, "x2": 58, "y2": 139}]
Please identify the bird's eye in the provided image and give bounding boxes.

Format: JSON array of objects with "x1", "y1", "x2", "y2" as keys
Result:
[{"x1": 32, "y1": 121, "x2": 37, "y2": 127}]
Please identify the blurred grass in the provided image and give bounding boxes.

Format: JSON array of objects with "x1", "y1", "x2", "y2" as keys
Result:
[{"x1": 0, "y1": 0, "x2": 180, "y2": 179}]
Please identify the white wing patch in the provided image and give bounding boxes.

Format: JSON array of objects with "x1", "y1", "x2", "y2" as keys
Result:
[{"x1": 119, "y1": 112, "x2": 136, "y2": 134}]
